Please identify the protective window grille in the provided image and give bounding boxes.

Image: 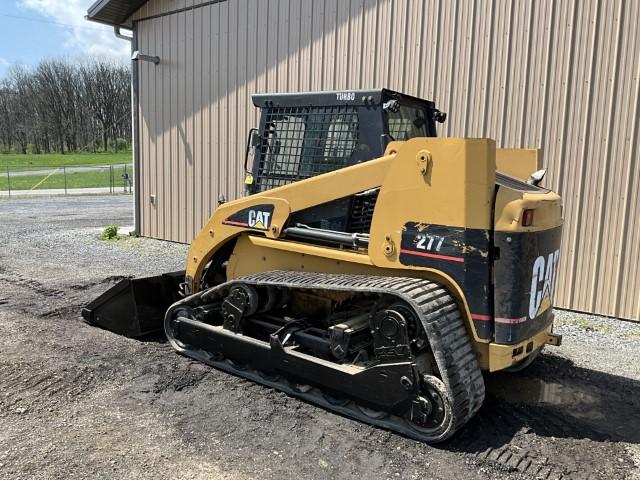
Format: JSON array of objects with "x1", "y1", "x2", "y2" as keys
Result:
[{"x1": 254, "y1": 105, "x2": 359, "y2": 191}]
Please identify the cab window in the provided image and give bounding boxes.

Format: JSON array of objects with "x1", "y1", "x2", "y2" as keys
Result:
[{"x1": 387, "y1": 104, "x2": 429, "y2": 140}]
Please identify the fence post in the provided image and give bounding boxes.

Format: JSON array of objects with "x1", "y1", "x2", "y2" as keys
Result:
[
  {"x1": 63, "y1": 166, "x2": 67, "y2": 195},
  {"x1": 109, "y1": 165, "x2": 113, "y2": 194},
  {"x1": 124, "y1": 164, "x2": 128, "y2": 193},
  {"x1": 6, "y1": 166, "x2": 10, "y2": 197}
]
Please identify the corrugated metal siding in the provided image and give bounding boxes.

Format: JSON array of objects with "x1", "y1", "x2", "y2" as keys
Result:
[{"x1": 133, "y1": 0, "x2": 640, "y2": 320}]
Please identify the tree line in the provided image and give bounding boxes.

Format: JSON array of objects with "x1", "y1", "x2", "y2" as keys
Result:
[{"x1": 0, "y1": 59, "x2": 131, "y2": 154}]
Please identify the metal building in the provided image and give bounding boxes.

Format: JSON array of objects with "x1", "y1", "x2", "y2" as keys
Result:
[{"x1": 87, "y1": 0, "x2": 640, "y2": 322}]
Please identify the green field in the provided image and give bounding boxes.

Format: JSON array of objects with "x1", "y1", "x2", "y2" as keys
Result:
[
  {"x1": 0, "y1": 152, "x2": 132, "y2": 171},
  {"x1": 0, "y1": 166, "x2": 133, "y2": 191},
  {"x1": 0, "y1": 152, "x2": 134, "y2": 191}
]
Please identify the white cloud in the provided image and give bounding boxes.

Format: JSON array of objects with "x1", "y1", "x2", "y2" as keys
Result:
[
  {"x1": 18, "y1": 0, "x2": 130, "y2": 61},
  {"x1": 0, "y1": 58, "x2": 11, "y2": 76}
]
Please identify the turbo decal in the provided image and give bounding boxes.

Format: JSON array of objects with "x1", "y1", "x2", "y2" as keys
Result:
[
  {"x1": 336, "y1": 91, "x2": 356, "y2": 101},
  {"x1": 223, "y1": 204, "x2": 275, "y2": 231}
]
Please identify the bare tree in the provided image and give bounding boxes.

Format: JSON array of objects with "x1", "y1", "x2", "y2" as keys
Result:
[
  {"x1": 0, "y1": 58, "x2": 131, "y2": 154},
  {"x1": 9, "y1": 66, "x2": 37, "y2": 154},
  {"x1": 0, "y1": 79, "x2": 15, "y2": 152},
  {"x1": 81, "y1": 60, "x2": 126, "y2": 153}
]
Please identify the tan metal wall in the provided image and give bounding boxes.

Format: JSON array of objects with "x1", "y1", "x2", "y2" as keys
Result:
[{"x1": 131, "y1": 0, "x2": 640, "y2": 321}]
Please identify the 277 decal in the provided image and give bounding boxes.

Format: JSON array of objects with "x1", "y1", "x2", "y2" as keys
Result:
[{"x1": 415, "y1": 234, "x2": 445, "y2": 252}]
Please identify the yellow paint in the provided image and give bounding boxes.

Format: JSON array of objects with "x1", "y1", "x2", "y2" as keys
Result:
[
  {"x1": 537, "y1": 296, "x2": 552, "y2": 316},
  {"x1": 183, "y1": 136, "x2": 563, "y2": 372},
  {"x1": 486, "y1": 323, "x2": 556, "y2": 372},
  {"x1": 494, "y1": 187, "x2": 563, "y2": 232},
  {"x1": 496, "y1": 148, "x2": 541, "y2": 180},
  {"x1": 247, "y1": 235, "x2": 375, "y2": 265},
  {"x1": 228, "y1": 235, "x2": 488, "y2": 346},
  {"x1": 369, "y1": 138, "x2": 495, "y2": 268},
  {"x1": 186, "y1": 153, "x2": 395, "y2": 285}
]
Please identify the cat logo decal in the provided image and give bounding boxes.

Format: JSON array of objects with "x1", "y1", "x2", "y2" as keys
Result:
[
  {"x1": 247, "y1": 209, "x2": 271, "y2": 230},
  {"x1": 529, "y1": 250, "x2": 560, "y2": 319},
  {"x1": 223, "y1": 204, "x2": 274, "y2": 231}
]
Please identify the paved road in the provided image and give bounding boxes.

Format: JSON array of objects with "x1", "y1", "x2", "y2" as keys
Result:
[
  {"x1": 0, "y1": 187, "x2": 131, "y2": 196},
  {"x1": 5, "y1": 165, "x2": 130, "y2": 177}
]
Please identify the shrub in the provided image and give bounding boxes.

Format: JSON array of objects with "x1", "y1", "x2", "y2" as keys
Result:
[
  {"x1": 116, "y1": 137, "x2": 129, "y2": 151},
  {"x1": 101, "y1": 224, "x2": 119, "y2": 240}
]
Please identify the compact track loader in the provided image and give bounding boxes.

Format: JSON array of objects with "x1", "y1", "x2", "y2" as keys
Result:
[{"x1": 84, "y1": 89, "x2": 563, "y2": 442}]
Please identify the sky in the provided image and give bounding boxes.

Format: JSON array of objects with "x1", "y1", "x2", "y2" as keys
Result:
[{"x1": 0, "y1": 0, "x2": 130, "y2": 78}]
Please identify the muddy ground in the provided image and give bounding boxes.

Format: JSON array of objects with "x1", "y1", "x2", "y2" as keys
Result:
[{"x1": 1, "y1": 195, "x2": 639, "y2": 480}]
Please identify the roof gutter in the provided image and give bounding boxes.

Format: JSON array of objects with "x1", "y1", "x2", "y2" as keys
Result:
[{"x1": 114, "y1": 26, "x2": 133, "y2": 41}]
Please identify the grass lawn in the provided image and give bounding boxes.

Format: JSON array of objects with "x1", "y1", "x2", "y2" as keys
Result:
[
  {"x1": 0, "y1": 164, "x2": 133, "y2": 191},
  {"x1": 0, "y1": 152, "x2": 132, "y2": 171}
]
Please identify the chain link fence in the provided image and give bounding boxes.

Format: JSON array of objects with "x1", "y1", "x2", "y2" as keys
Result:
[{"x1": 0, "y1": 164, "x2": 134, "y2": 197}]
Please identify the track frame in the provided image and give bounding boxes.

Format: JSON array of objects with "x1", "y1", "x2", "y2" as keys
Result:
[{"x1": 165, "y1": 271, "x2": 485, "y2": 442}]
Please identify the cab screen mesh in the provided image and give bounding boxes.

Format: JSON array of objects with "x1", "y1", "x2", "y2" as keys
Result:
[{"x1": 253, "y1": 105, "x2": 359, "y2": 192}]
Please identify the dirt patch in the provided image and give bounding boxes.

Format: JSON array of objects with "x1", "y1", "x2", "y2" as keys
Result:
[{"x1": 0, "y1": 196, "x2": 638, "y2": 479}]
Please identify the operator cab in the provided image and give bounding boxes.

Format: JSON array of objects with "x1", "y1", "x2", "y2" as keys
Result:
[{"x1": 245, "y1": 89, "x2": 446, "y2": 194}]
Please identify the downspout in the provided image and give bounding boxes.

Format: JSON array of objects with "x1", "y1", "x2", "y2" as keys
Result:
[
  {"x1": 113, "y1": 26, "x2": 141, "y2": 237},
  {"x1": 130, "y1": 26, "x2": 141, "y2": 237}
]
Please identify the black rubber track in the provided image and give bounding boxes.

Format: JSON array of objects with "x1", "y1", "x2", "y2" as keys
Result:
[{"x1": 165, "y1": 271, "x2": 485, "y2": 442}]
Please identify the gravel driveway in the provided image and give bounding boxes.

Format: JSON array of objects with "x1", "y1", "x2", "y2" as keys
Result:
[{"x1": 0, "y1": 195, "x2": 639, "y2": 480}]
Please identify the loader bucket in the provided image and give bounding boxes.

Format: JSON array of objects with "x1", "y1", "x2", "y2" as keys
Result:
[{"x1": 81, "y1": 271, "x2": 184, "y2": 337}]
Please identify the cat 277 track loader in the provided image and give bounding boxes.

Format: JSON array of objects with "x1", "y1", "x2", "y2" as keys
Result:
[{"x1": 83, "y1": 89, "x2": 563, "y2": 442}]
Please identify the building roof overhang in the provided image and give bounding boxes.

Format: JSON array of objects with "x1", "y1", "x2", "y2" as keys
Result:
[{"x1": 86, "y1": 0, "x2": 148, "y2": 28}]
